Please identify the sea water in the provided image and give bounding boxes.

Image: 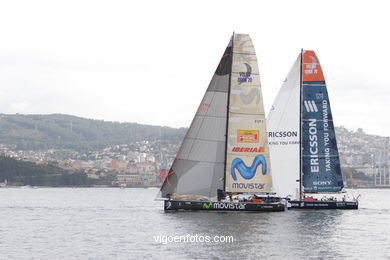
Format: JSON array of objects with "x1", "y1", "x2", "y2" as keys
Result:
[{"x1": 0, "y1": 188, "x2": 389, "y2": 259}]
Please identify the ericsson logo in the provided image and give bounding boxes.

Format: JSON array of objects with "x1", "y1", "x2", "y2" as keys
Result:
[{"x1": 304, "y1": 100, "x2": 318, "y2": 113}]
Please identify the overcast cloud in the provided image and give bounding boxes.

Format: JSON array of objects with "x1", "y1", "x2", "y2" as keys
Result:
[{"x1": 0, "y1": 0, "x2": 389, "y2": 136}]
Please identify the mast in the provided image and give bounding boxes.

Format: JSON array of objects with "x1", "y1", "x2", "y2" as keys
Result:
[
  {"x1": 299, "y1": 48, "x2": 303, "y2": 200},
  {"x1": 223, "y1": 32, "x2": 234, "y2": 194}
]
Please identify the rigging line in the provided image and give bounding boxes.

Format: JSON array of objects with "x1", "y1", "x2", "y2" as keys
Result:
[
  {"x1": 230, "y1": 111, "x2": 265, "y2": 116},
  {"x1": 231, "y1": 72, "x2": 260, "y2": 75},
  {"x1": 228, "y1": 84, "x2": 261, "y2": 87},
  {"x1": 185, "y1": 136, "x2": 225, "y2": 142},
  {"x1": 177, "y1": 158, "x2": 225, "y2": 164},
  {"x1": 194, "y1": 114, "x2": 226, "y2": 119},
  {"x1": 302, "y1": 119, "x2": 335, "y2": 122},
  {"x1": 233, "y1": 52, "x2": 256, "y2": 55}
]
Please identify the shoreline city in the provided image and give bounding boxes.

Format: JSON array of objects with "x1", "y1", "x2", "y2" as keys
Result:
[{"x1": 1, "y1": 115, "x2": 388, "y2": 189}]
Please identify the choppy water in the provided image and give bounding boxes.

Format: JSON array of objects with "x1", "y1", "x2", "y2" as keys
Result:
[{"x1": 0, "y1": 188, "x2": 389, "y2": 259}]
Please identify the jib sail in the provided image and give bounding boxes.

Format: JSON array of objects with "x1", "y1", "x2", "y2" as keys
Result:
[
  {"x1": 160, "y1": 37, "x2": 232, "y2": 198},
  {"x1": 267, "y1": 55, "x2": 301, "y2": 198}
]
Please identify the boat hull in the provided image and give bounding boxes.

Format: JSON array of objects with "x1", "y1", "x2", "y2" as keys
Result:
[
  {"x1": 164, "y1": 200, "x2": 285, "y2": 212},
  {"x1": 288, "y1": 200, "x2": 358, "y2": 209}
]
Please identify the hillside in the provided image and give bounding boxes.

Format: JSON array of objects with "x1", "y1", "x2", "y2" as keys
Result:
[
  {"x1": 0, "y1": 113, "x2": 388, "y2": 170},
  {"x1": 0, "y1": 155, "x2": 88, "y2": 186},
  {"x1": 0, "y1": 114, "x2": 186, "y2": 151},
  {"x1": 0, "y1": 113, "x2": 388, "y2": 187}
]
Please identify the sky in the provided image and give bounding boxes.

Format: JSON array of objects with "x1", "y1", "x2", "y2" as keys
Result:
[{"x1": 0, "y1": 0, "x2": 389, "y2": 136}]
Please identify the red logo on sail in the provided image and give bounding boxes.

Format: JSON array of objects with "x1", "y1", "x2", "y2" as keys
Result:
[
  {"x1": 162, "y1": 170, "x2": 175, "y2": 185},
  {"x1": 232, "y1": 147, "x2": 265, "y2": 153},
  {"x1": 237, "y1": 130, "x2": 259, "y2": 143}
]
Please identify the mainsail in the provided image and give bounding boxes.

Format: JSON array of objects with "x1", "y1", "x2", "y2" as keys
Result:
[
  {"x1": 225, "y1": 34, "x2": 272, "y2": 193},
  {"x1": 301, "y1": 50, "x2": 343, "y2": 192},
  {"x1": 268, "y1": 50, "x2": 343, "y2": 198},
  {"x1": 160, "y1": 34, "x2": 272, "y2": 199}
]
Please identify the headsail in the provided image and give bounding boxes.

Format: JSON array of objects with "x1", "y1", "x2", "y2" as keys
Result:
[
  {"x1": 267, "y1": 56, "x2": 301, "y2": 198},
  {"x1": 160, "y1": 37, "x2": 232, "y2": 199},
  {"x1": 301, "y1": 50, "x2": 343, "y2": 192},
  {"x1": 225, "y1": 34, "x2": 272, "y2": 193}
]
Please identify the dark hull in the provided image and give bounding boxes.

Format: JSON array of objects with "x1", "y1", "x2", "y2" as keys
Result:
[
  {"x1": 288, "y1": 200, "x2": 358, "y2": 209},
  {"x1": 164, "y1": 200, "x2": 285, "y2": 212}
]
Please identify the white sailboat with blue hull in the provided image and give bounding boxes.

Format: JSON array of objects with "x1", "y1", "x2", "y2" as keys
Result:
[
  {"x1": 267, "y1": 50, "x2": 358, "y2": 209},
  {"x1": 159, "y1": 33, "x2": 285, "y2": 212}
]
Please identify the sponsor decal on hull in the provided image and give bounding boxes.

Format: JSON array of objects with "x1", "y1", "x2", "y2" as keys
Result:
[
  {"x1": 203, "y1": 202, "x2": 246, "y2": 210},
  {"x1": 202, "y1": 202, "x2": 213, "y2": 209}
]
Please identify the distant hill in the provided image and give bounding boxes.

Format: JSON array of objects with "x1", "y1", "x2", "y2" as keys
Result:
[
  {"x1": 0, "y1": 155, "x2": 88, "y2": 186},
  {"x1": 0, "y1": 114, "x2": 186, "y2": 151},
  {"x1": 0, "y1": 113, "x2": 388, "y2": 160}
]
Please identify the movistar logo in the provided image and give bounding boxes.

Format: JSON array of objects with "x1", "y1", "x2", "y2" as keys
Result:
[
  {"x1": 203, "y1": 202, "x2": 213, "y2": 210},
  {"x1": 304, "y1": 100, "x2": 318, "y2": 113},
  {"x1": 231, "y1": 155, "x2": 267, "y2": 181}
]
